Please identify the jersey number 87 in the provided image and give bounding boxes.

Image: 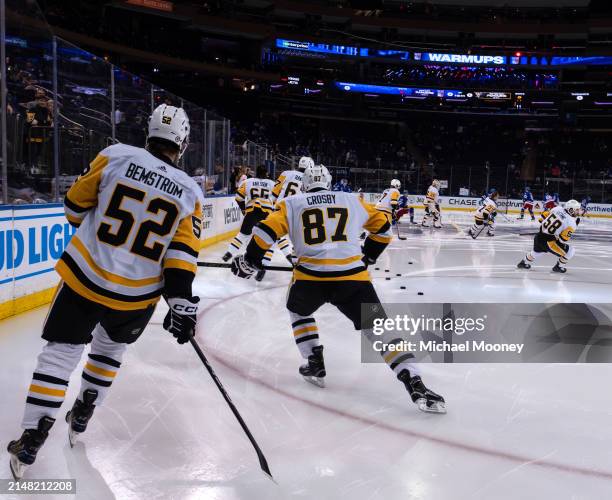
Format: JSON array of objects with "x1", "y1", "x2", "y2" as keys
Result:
[{"x1": 301, "y1": 207, "x2": 348, "y2": 245}]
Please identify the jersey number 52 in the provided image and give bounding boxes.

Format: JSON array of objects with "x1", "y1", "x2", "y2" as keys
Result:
[{"x1": 97, "y1": 183, "x2": 179, "y2": 261}]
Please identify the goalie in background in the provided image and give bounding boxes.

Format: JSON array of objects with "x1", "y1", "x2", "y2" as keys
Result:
[{"x1": 421, "y1": 179, "x2": 442, "y2": 228}]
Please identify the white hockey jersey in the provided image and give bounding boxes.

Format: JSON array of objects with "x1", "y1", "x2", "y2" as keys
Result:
[
  {"x1": 272, "y1": 170, "x2": 303, "y2": 204},
  {"x1": 425, "y1": 185, "x2": 439, "y2": 206},
  {"x1": 252, "y1": 191, "x2": 391, "y2": 281},
  {"x1": 375, "y1": 188, "x2": 400, "y2": 214},
  {"x1": 235, "y1": 177, "x2": 275, "y2": 213},
  {"x1": 474, "y1": 197, "x2": 497, "y2": 220},
  {"x1": 540, "y1": 206, "x2": 576, "y2": 242},
  {"x1": 59, "y1": 143, "x2": 204, "y2": 310}
]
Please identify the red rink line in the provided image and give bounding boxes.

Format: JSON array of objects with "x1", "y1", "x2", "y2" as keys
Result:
[{"x1": 198, "y1": 284, "x2": 612, "y2": 482}]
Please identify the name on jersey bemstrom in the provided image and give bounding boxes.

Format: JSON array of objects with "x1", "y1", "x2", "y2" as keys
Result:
[{"x1": 125, "y1": 163, "x2": 184, "y2": 198}]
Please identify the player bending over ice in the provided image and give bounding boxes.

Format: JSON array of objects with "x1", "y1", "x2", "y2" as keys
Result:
[
  {"x1": 469, "y1": 188, "x2": 498, "y2": 238},
  {"x1": 517, "y1": 199, "x2": 580, "y2": 273},
  {"x1": 230, "y1": 164, "x2": 445, "y2": 414},
  {"x1": 7, "y1": 105, "x2": 203, "y2": 480},
  {"x1": 222, "y1": 165, "x2": 274, "y2": 280},
  {"x1": 421, "y1": 179, "x2": 442, "y2": 228}
]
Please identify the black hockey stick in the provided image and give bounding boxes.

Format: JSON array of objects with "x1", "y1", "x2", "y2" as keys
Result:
[
  {"x1": 198, "y1": 262, "x2": 293, "y2": 272},
  {"x1": 394, "y1": 221, "x2": 407, "y2": 240},
  {"x1": 189, "y1": 337, "x2": 275, "y2": 482},
  {"x1": 469, "y1": 224, "x2": 486, "y2": 240}
]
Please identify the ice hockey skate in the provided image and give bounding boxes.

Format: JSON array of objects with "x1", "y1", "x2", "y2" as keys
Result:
[{"x1": 299, "y1": 346, "x2": 326, "y2": 388}]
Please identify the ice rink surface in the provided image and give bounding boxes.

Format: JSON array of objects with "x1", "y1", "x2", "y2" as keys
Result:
[{"x1": 2, "y1": 214, "x2": 612, "y2": 500}]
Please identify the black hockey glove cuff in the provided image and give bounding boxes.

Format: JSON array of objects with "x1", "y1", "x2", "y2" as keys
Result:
[
  {"x1": 231, "y1": 254, "x2": 262, "y2": 279},
  {"x1": 163, "y1": 268, "x2": 195, "y2": 298},
  {"x1": 163, "y1": 296, "x2": 200, "y2": 344},
  {"x1": 362, "y1": 237, "x2": 388, "y2": 266}
]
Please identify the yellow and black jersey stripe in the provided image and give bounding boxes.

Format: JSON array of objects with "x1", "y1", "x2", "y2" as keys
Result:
[
  {"x1": 559, "y1": 227, "x2": 573, "y2": 242},
  {"x1": 235, "y1": 183, "x2": 246, "y2": 206},
  {"x1": 163, "y1": 200, "x2": 202, "y2": 274},
  {"x1": 64, "y1": 153, "x2": 109, "y2": 227},
  {"x1": 360, "y1": 198, "x2": 392, "y2": 239},
  {"x1": 56, "y1": 253, "x2": 163, "y2": 311},
  {"x1": 252, "y1": 200, "x2": 290, "y2": 248},
  {"x1": 271, "y1": 174, "x2": 287, "y2": 201}
]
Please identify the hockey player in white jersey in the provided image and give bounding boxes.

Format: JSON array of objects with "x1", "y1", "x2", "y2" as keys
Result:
[
  {"x1": 7, "y1": 104, "x2": 204, "y2": 479},
  {"x1": 469, "y1": 188, "x2": 498, "y2": 238},
  {"x1": 517, "y1": 199, "x2": 580, "y2": 273},
  {"x1": 222, "y1": 165, "x2": 274, "y2": 280},
  {"x1": 267, "y1": 156, "x2": 313, "y2": 266},
  {"x1": 421, "y1": 179, "x2": 442, "y2": 228},
  {"x1": 361, "y1": 178, "x2": 401, "y2": 240},
  {"x1": 231, "y1": 165, "x2": 446, "y2": 414},
  {"x1": 272, "y1": 156, "x2": 312, "y2": 203},
  {"x1": 376, "y1": 178, "x2": 401, "y2": 217}
]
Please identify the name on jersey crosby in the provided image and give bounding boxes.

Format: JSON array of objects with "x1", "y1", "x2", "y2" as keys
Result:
[
  {"x1": 306, "y1": 193, "x2": 336, "y2": 205},
  {"x1": 125, "y1": 163, "x2": 184, "y2": 198}
]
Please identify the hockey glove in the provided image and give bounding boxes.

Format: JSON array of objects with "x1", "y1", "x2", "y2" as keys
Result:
[
  {"x1": 362, "y1": 255, "x2": 377, "y2": 268},
  {"x1": 231, "y1": 254, "x2": 261, "y2": 279},
  {"x1": 163, "y1": 296, "x2": 200, "y2": 344}
]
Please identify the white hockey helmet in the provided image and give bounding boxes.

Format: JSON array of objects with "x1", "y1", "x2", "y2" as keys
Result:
[
  {"x1": 391, "y1": 178, "x2": 401, "y2": 189},
  {"x1": 148, "y1": 104, "x2": 190, "y2": 159},
  {"x1": 298, "y1": 156, "x2": 315, "y2": 172},
  {"x1": 564, "y1": 199, "x2": 580, "y2": 217},
  {"x1": 432, "y1": 179, "x2": 441, "y2": 189},
  {"x1": 302, "y1": 164, "x2": 332, "y2": 192}
]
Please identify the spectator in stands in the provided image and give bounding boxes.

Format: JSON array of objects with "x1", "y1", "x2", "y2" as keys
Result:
[
  {"x1": 332, "y1": 178, "x2": 352, "y2": 193},
  {"x1": 21, "y1": 90, "x2": 54, "y2": 174},
  {"x1": 229, "y1": 166, "x2": 241, "y2": 194}
]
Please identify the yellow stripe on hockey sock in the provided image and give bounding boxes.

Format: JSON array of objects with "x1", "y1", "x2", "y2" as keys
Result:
[
  {"x1": 293, "y1": 326, "x2": 318, "y2": 336},
  {"x1": 383, "y1": 350, "x2": 402, "y2": 363},
  {"x1": 28, "y1": 384, "x2": 66, "y2": 397},
  {"x1": 85, "y1": 363, "x2": 117, "y2": 378}
]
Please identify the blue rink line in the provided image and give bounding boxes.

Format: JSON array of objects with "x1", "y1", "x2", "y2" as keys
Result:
[
  {"x1": 0, "y1": 268, "x2": 56, "y2": 286},
  {"x1": 0, "y1": 213, "x2": 65, "y2": 222}
]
